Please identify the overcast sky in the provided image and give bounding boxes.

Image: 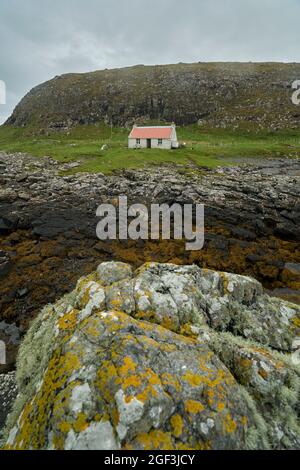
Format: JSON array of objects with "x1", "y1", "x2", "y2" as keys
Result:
[{"x1": 0, "y1": 0, "x2": 299, "y2": 124}]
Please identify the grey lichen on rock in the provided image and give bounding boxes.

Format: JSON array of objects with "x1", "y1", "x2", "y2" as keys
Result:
[
  {"x1": 2, "y1": 262, "x2": 300, "y2": 450},
  {"x1": 96, "y1": 262, "x2": 133, "y2": 287}
]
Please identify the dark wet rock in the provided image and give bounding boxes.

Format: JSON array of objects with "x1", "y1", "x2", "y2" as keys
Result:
[
  {"x1": 0, "y1": 321, "x2": 22, "y2": 374},
  {"x1": 269, "y1": 288, "x2": 300, "y2": 305},
  {"x1": 16, "y1": 288, "x2": 29, "y2": 299},
  {"x1": 0, "y1": 216, "x2": 18, "y2": 234}
]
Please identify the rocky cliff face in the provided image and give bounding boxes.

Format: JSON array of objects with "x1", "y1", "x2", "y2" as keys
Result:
[
  {"x1": 2, "y1": 262, "x2": 300, "y2": 450},
  {"x1": 6, "y1": 63, "x2": 300, "y2": 130}
]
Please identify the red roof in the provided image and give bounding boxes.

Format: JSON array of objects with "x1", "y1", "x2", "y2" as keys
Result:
[{"x1": 130, "y1": 126, "x2": 173, "y2": 139}]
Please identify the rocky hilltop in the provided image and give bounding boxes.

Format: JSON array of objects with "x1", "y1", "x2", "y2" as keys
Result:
[
  {"x1": 5, "y1": 63, "x2": 300, "y2": 130},
  {"x1": 2, "y1": 262, "x2": 300, "y2": 450}
]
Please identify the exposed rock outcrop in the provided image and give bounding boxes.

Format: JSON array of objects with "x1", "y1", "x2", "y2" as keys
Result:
[
  {"x1": 6, "y1": 63, "x2": 300, "y2": 130},
  {"x1": 0, "y1": 153, "x2": 299, "y2": 355},
  {"x1": 3, "y1": 262, "x2": 300, "y2": 450}
]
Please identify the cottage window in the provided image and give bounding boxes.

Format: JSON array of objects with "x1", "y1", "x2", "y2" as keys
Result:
[
  {"x1": 136, "y1": 138, "x2": 141, "y2": 145},
  {"x1": 158, "y1": 139, "x2": 163, "y2": 145}
]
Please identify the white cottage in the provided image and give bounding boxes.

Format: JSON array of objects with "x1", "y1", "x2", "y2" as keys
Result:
[{"x1": 128, "y1": 124, "x2": 179, "y2": 149}]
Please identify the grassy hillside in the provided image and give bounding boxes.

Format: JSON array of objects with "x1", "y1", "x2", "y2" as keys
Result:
[
  {"x1": 0, "y1": 124, "x2": 299, "y2": 174},
  {"x1": 3, "y1": 62, "x2": 300, "y2": 172},
  {"x1": 6, "y1": 62, "x2": 300, "y2": 131}
]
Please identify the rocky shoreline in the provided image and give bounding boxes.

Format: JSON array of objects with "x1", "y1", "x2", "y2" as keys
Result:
[
  {"x1": 0, "y1": 152, "x2": 299, "y2": 374},
  {"x1": 7, "y1": 63, "x2": 300, "y2": 130}
]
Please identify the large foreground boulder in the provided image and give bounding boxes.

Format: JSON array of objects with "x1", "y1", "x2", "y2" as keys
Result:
[{"x1": 3, "y1": 262, "x2": 300, "y2": 450}]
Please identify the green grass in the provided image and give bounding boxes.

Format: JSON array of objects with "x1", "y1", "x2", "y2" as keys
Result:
[{"x1": 0, "y1": 123, "x2": 299, "y2": 174}]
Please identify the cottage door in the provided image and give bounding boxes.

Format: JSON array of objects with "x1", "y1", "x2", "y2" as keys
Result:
[{"x1": 147, "y1": 139, "x2": 151, "y2": 149}]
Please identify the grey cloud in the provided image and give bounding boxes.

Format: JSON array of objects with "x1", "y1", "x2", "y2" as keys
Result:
[{"x1": 0, "y1": 0, "x2": 299, "y2": 123}]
